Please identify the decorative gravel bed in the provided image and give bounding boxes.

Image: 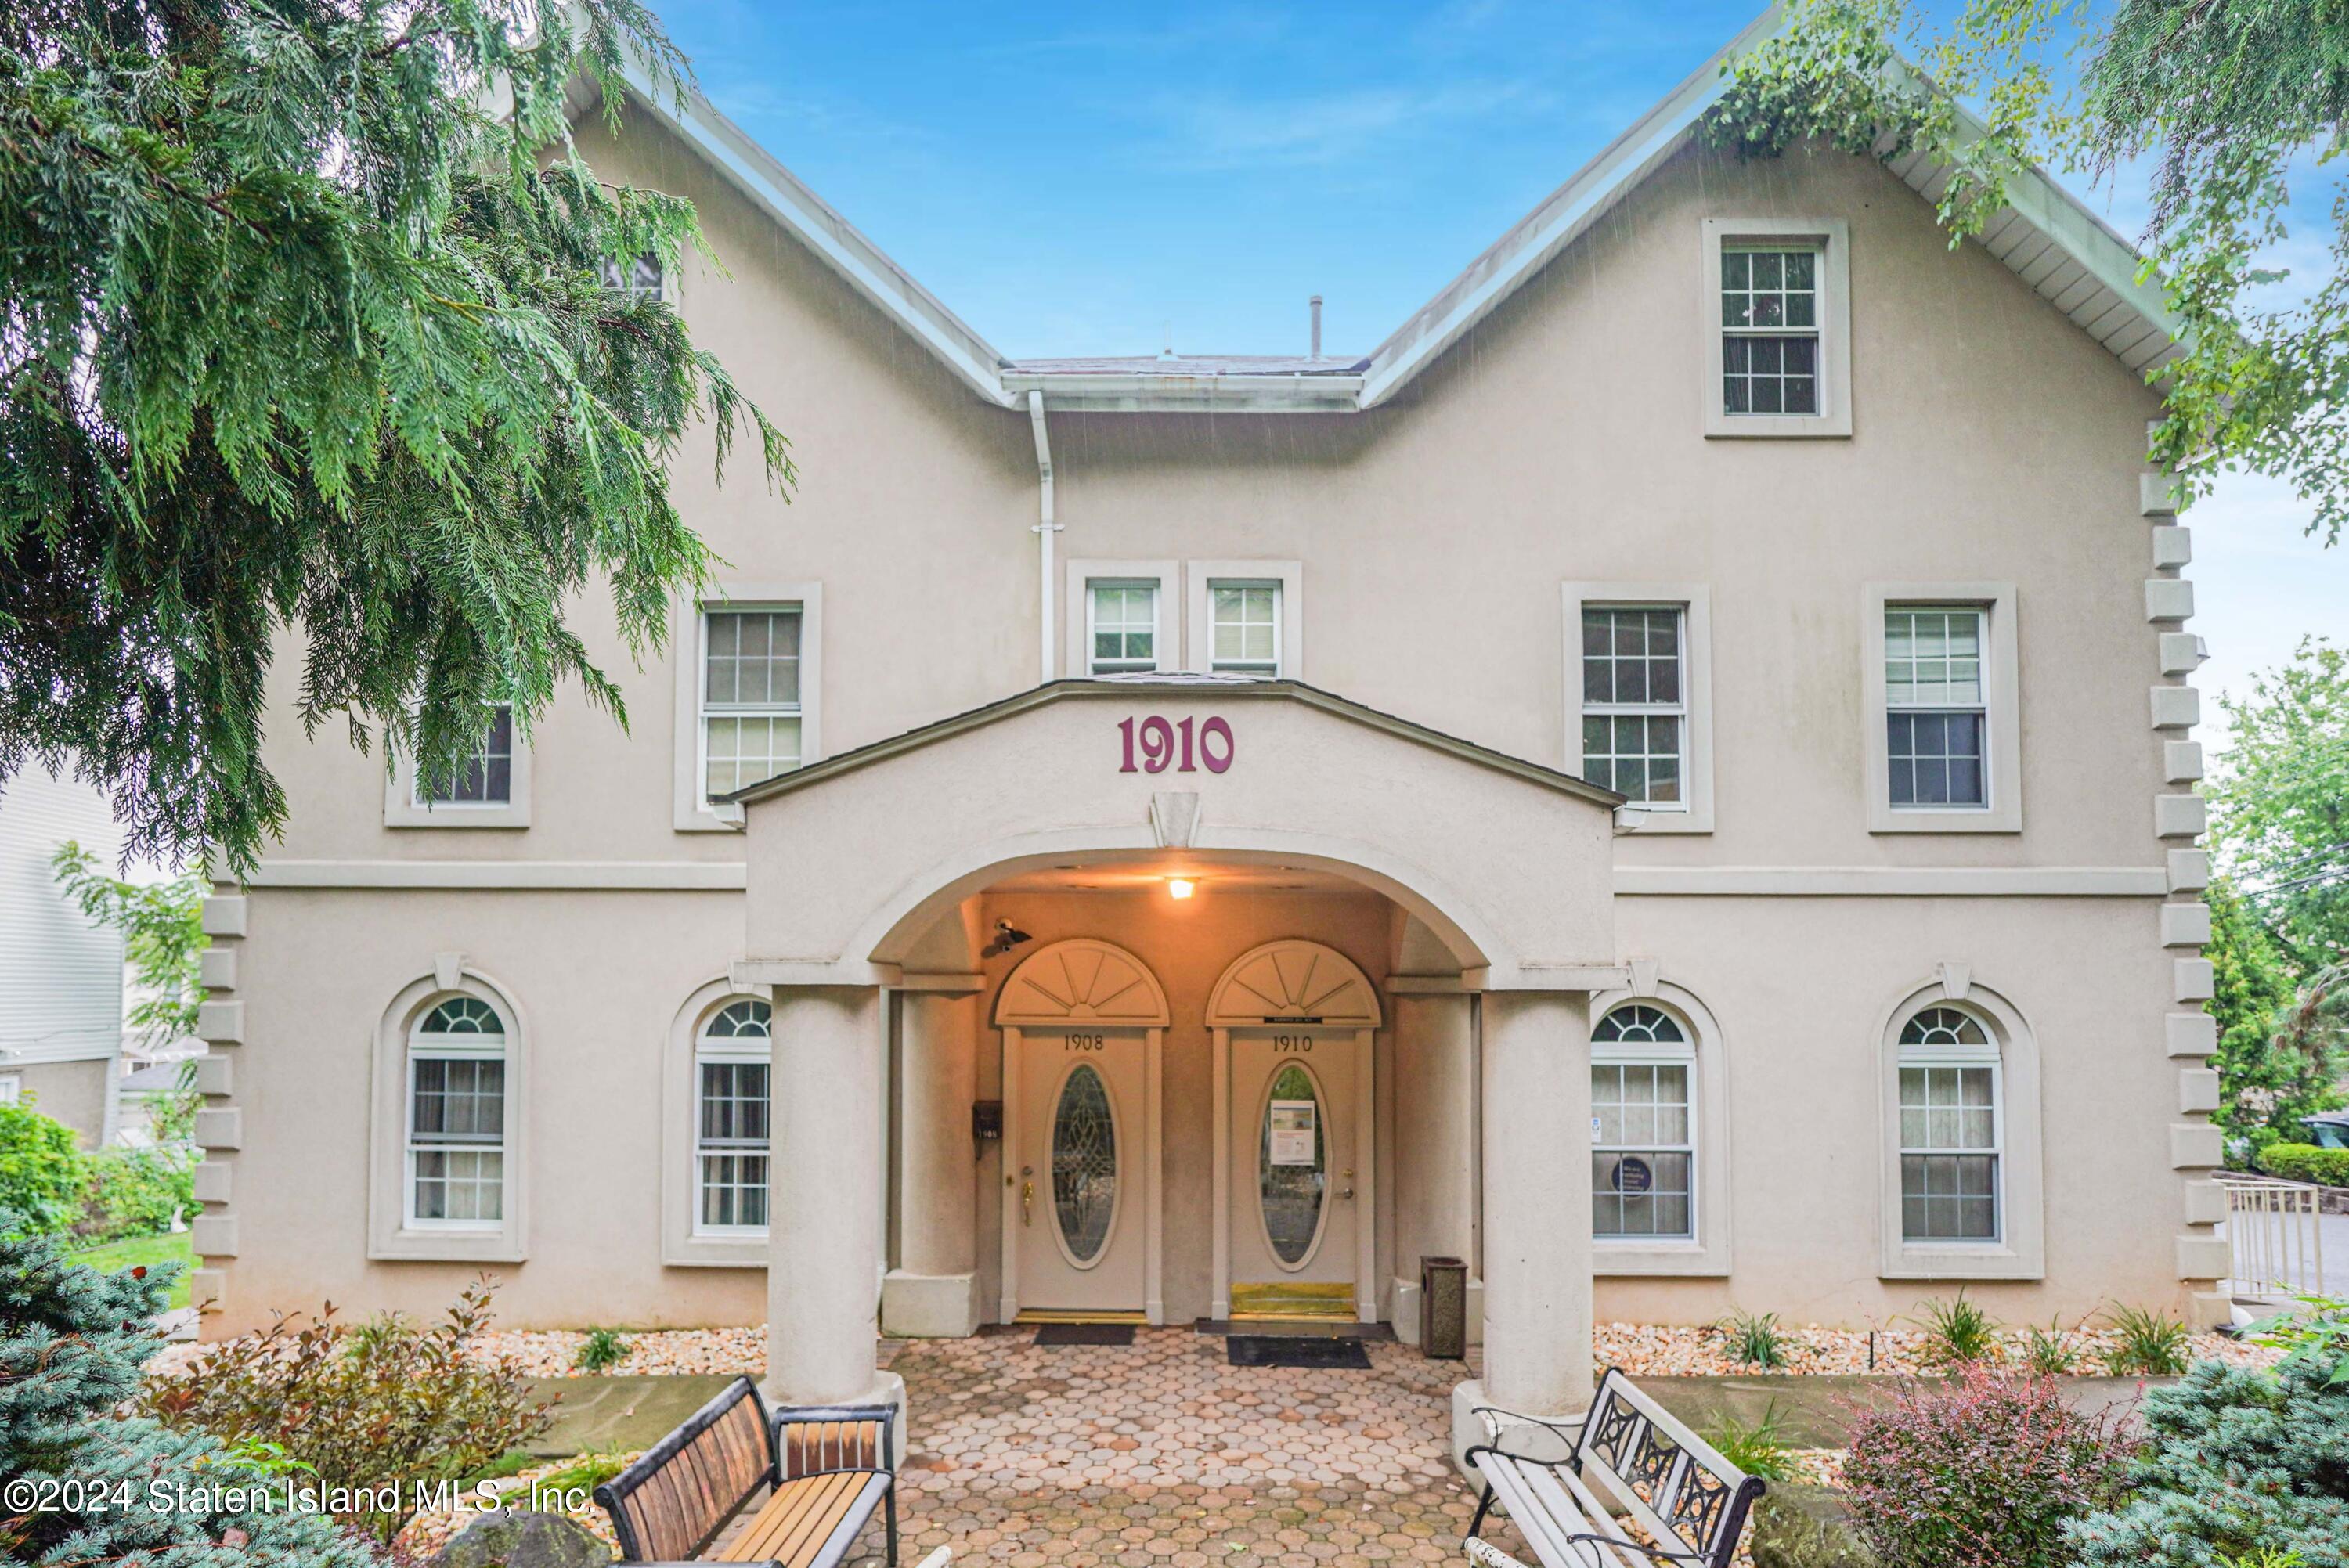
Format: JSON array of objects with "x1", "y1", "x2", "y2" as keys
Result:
[{"x1": 392, "y1": 1459, "x2": 636, "y2": 1561}]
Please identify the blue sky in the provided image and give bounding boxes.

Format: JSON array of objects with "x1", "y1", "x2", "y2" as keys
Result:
[{"x1": 655, "y1": 0, "x2": 2346, "y2": 742}]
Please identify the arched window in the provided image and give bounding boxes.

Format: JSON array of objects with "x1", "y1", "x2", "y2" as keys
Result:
[
  {"x1": 1591, "y1": 1004, "x2": 1694, "y2": 1241},
  {"x1": 695, "y1": 1000, "x2": 771, "y2": 1235},
  {"x1": 406, "y1": 997, "x2": 507, "y2": 1229},
  {"x1": 1896, "y1": 1005, "x2": 2001, "y2": 1243}
]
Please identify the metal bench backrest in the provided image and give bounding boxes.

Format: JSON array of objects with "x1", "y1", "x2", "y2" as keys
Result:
[
  {"x1": 597, "y1": 1375, "x2": 778, "y2": 1562},
  {"x1": 1573, "y1": 1369, "x2": 1764, "y2": 1568},
  {"x1": 777, "y1": 1404, "x2": 894, "y2": 1481}
]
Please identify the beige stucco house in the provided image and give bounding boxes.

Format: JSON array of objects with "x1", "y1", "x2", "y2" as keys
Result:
[{"x1": 189, "y1": 9, "x2": 2226, "y2": 1440}]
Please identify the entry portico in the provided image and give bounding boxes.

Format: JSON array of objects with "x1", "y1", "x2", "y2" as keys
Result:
[{"x1": 730, "y1": 675, "x2": 1625, "y2": 1444}]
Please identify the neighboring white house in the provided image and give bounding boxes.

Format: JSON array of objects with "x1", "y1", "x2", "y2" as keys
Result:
[{"x1": 0, "y1": 766, "x2": 128, "y2": 1144}]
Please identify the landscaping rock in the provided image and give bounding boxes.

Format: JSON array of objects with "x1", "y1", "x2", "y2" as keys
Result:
[
  {"x1": 1748, "y1": 1483, "x2": 1875, "y2": 1568},
  {"x1": 428, "y1": 1509, "x2": 614, "y2": 1568}
]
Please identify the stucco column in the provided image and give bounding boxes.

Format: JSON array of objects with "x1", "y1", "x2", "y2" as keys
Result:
[
  {"x1": 883, "y1": 989, "x2": 982, "y2": 1336},
  {"x1": 767, "y1": 985, "x2": 900, "y2": 1427},
  {"x1": 1457, "y1": 989, "x2": 1592, "y2": 1450}
]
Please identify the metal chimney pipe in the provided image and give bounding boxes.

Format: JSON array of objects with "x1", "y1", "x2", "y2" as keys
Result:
[{"x1": 1309, "y1": 295, "x2": 1322, "y2": 359}]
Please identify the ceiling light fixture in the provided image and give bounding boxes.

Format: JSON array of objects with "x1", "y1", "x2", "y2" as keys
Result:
[{"x1": 1167, "y1": 878, "x2": 1196, "y2": 900}]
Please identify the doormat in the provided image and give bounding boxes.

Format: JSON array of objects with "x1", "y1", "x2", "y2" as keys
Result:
[
  {"x1": 1225, "y1": 1335, "x2": 1372, "y2": 1369},
  {"x1": 1034, "y1": 1322, "x2": 1135, "y2": 1347}
]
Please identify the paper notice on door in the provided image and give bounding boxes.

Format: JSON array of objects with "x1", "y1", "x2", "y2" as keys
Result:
[{"x1": 1268, "y1": 1100, "x2": 1318, "y2": 1166}]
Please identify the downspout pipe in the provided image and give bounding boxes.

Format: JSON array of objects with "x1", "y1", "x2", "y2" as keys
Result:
[{"x1": 1027, "y1": 390, "x2": 1059, "y2": 685}]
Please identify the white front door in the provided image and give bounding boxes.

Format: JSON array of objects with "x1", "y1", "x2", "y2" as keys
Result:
[
  {"x1": 1012, "y1": 1027, "x2": 1148, "y2": 1314},
  {"x1": 1228, "y1": 1029, "x2": 1362, "y2": 1316}
]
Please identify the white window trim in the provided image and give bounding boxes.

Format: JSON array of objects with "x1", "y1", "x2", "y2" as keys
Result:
[
  {"x1": 1897, "y1": 1040, "x2": 2005, "y2": 1248},
  {"x1": 1185, "y1": 561, "x2": 1304, "y2": 679},
  {"x1": 1862, "y1": 582, "x2": 2022, "y2": 833},
  {"x1": 673, "y1": 582, "x2": 823, "y2": 832},
  {"x1": 0, "y1": 1073, "x2": 20, "y2": 1105},
  {"x1": 1064, "y1": 559, "x2": 1179, "y2": 678},
  {"x1": 369, "y1": 971, "x2": 529, "y2": 1262},
  {"x1": 384, "y1": 705, "x2": 532, "y2": 828},
  {"x1": 1589, "y1": 983, "x2": 1731, "y2": 1276},
  {"x1": 1876, "y1": 979, "x2": 2044, "y2": 1280},
  {"x1": 1563, "y1": 583, "x2": 1714, "y2": 833},
  {"x1": 1701, "y1": 218, "x2": 1852, "y2": 438},
  {"x1": 663, "y1": 979, "x2": 772, "y2": 1266}
]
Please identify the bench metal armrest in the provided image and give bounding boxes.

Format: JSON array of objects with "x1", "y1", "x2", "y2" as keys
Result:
[{"x1": 1468, "y1": 1403, "x2": 1585, "y2": 1462}]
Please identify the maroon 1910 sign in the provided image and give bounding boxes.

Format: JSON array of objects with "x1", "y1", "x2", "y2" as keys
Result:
[{"x1": 1118, "y1": 715, "x2": 1233, "y2": 774}]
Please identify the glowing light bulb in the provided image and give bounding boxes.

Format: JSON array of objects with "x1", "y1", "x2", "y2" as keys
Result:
[{"x1": 1167, "y1": 877, "x2": 1196, "y2": 900}]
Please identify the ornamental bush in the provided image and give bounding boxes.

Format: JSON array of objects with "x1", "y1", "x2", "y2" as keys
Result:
[
  {"x1": 0, "y1": 1101, "x2": 88, "y2": 1237},
  {"x1": 1, "y1": 1211, "x2": 383, "y2": 1567},
  {"x1": 79, "y1": 1138, "x2": 200, "y2": 1242},
  {"x1": 143, "y1": 1279, "x2": 554, "y2": 1541},
  {"x1": 2068, "y1": 1317, "x2": 2349, "y2": 1567},
  {"x1": 1841, "y1": 1365, "x2": 2134, "y2": 1568},
  {"x1": 2257, "y1": 1141, "x2": 2349, "y2": 1187}
]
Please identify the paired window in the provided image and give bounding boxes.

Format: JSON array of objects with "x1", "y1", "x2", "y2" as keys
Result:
[
  {"x1": 1208, "y1": 581, "x2": 1282, "y2": 675},
  {"x1": 405, "y1": 998, "x2": 507, "y2": 1229},
  {"x1": 415, "y1": 705, "x2": 514, "y2": 806},
  {"x1": 1591, "y1": 1005, "x2": 1694, "y2": 1241},
  {"x1": 1088, "y1": 581, "x2": 1160, "y2": 675},
  {"x1": 1580, "y1": 607, "x2": 1685, "y2": 809},
  {"x1": 700, "y1": 607, "x2": 803, "y2": 803},
  {"x1": 1720, "y1": 247, "x2": 1820, "y2": 416},
  {"x1": 695, "y1": 1000, "x2": 771, "y2": 1235},
  {"x1": 1897, "y1": 1007, "x2": 2001, "y2": 1244},
  {"x1": 1885, "y1": 607, "x2": 1988, "y2": 810}
]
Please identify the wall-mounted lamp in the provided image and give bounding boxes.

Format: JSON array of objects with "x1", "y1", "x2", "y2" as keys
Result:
[
  {"x1": 981, "y1": 919, "x2": 1032, "y2": 958},
  {"x1": 1167, "y1": 878, "x2": 1196, "y2": 900}
]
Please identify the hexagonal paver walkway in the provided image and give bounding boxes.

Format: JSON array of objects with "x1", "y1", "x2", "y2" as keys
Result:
[{"x1": 868, "y1": 1327, "x2": 1499, "y2": 1568}]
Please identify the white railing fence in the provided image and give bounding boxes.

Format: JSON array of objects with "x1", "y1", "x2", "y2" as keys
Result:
[{"x1": 2217, "y1": 1173, "x2": 2328, "y2": 1300}]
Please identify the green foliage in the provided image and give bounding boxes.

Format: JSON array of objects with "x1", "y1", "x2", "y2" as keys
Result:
[
  {"x1": 1914, "y1": 1291, "x2": 2000, "y2": 1367},
  {"x1": 2255, "y1": 1295, "x2": 2349, "y2": 1390},
  {"x1": 2103, "y1": 1303, "x2": 2192, "y2": 1376},
  {"x1": 2067, "y1": 1356, "x2": 2349, "y2": 1565},
  {"x1": 2, "y1": 1213, "x2": 381, "y2": 1566},
  {"x1": 534, "y1": 1447, "x2": 632, "y2": 1494},
  {"x1": 144, "y1": 1278, "x2": 553, "y2": 1541},
  {"x1": 50, "y1": 840, "x2": 207, "y2": 1047},
  {"x1": 0, "y1": 1099, "x2": 87, "y2": 1236},
  {"x1": 1719, "y1": 1307, "x2": 1792, "y2": 1368},
  {"x1": 0, "y1": 0, "x2": 792, "y2": 875},
  {"x1": 1709, "y1": 1, "x2": 2349, "y2": 548},
  {"x1": 2211, "y1": 642, "x2": 2349, "y2": 968},
  {"x1": 2023, "y1": 1316, "x2": 2082, "y2": 1376},
  {"x1": 573, "y1": 1325, "x2": 627, "y2": 1372},
  {"x1": 79, "y1": 1137, "x2": 198, "y2": 1241},
  {"x1": 2209, "y1": 878, "x2": 2326, "y2": 1157},
  {"x1": 67, "y1": 1228, "x2": 195, "y2": 1310},
  {"x1": 1702, "y1": 1401, "x2": 1802, "y2": 1482},
  {"x1": 2258, "y1": 1142, "x2": 2349, "y2": 1187},
  {"x1": 1845, "y1": 1365, "x2": 2134, "y2": 1568}
]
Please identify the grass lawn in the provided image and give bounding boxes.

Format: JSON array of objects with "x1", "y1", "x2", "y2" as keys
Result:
[{"x1": 69, "y1": 1231, "x2": 194, "y2": 1310}]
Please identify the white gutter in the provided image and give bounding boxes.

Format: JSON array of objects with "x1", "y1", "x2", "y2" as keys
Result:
[{"x1": 1028, "y1": 391, "x2": 1059, "y2": 684}]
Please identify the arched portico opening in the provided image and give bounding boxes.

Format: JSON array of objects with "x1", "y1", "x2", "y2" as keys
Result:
[{"x1": 730, "y1": 677, "x2": 1625, "y2": 1450}]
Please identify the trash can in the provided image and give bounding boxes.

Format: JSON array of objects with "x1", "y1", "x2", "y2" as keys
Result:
[{"x1": 1420, "y1": 1255, "x2": 1467, "y2": 1360}]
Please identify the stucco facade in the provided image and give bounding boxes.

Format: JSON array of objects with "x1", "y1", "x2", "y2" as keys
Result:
[{"x1": 193, "y1": 20, "x2": 2220, "y2": 1435}]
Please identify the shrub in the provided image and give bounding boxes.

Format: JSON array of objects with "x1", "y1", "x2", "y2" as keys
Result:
[
  {"x1": 1, "y1": 1211, "x2": 380, "y2": 1567},
  {"x1": 1719, "y1": 1307, "x2": 1792, "y2": 1368},
  {"x1": 574, "y1": 1325, "x2": 628, "y2": 1372},
  {"x1": 2104, "y1": 1303, "x2": 2192, "y2": 1375},
  {"x1": 2067, "y1": 1351, "x2": 2349, "y2": 1564},
  {"x1": 0, "y1": 1099, "x2": 88, "y2": 1236},
  {"x1": 1914, "y1": 1290, "x2": 2001, "y2": 1367},
  {"x1": 78, "y1": 1138, "x2": 198, "y2": 1242},
  {"x1": 1842, "y1": 1365, "x2": 2133, "y2": 1568},
  {"x1": 144, "y1": 1278, "x2": 554, "y2": 1541},
  {"x1": 1702, "y1": 1401, "x2": 1801, "y2": 1481},
  {"x1": 2022, "y1": 1317, "x2": 2082, "y2": 1376},
  {"x1": 2257, "y1": 1141, "x2": 2349, "y2": 1188}
]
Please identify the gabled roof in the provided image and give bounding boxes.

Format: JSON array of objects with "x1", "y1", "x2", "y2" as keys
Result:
[
  {"x1": 723, "y1": 674, "x2": 1624, "y2": 809},
  {"x1": 597, "y1": 4, "x2": 2181, "y2": 416}
]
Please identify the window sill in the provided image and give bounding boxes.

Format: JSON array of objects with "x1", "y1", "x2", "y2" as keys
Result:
[
  {"x1": 664, "y1": 1235, "x2": 767, "y2": 1268},
  {"x1": 1594, "y1": 1240, "x2": 1730, "y2": 1277},
  {"x1": 370, "y1": 1231, "x2": 526, "y2": 1264},
  {"x1": 1615, "y1": 811, "x2": 1712, "y2": 837},
  {"x1": 1702, "y1": 414, "x2": 1852, "y2": 439},
  {"x1": 674, "y1": 803, "x2": 746, "y2": 834},
  {"x1": 1868, "y1": 807, "x2": 2022, "y2": 834},
  {"x1": 1879, "y1": 1245, "x2": 2040, "y2": 1282}
]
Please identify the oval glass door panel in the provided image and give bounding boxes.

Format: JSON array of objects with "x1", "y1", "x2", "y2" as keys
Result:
[
  {"x1": 1051, "y1": 1064, "x2": 1118, "y2": 1267},
  {"x1": 1258, "y1": 1064, "x2": 1328, "y2": 1267}
]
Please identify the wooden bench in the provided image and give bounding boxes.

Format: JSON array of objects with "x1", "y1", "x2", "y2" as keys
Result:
[
  {"x1": 595, "y1": 1377, "x2": 897, "y2": 1568},
  {"x1": 1463, "y1": 1368, "x2": 1763, "y2": 1568}
]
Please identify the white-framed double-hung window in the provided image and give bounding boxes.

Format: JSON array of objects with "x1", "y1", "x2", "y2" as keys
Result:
[
  {"x1": 1208, "y1": 580, "x2": 1282, "y2": 675},
  {"x1": 699, "y1": 607, "x2": 803, "y2": 803},
  {"x1": 1884, "y1": 606, "x2": 1989, "y2": 811},
  {"x1": 1896, "y1": 1006, "x2": 2002, "y2": 1245},
  {"x1": 1580, "y1": 606, "x2": 1687, "y2": 810},
  {"x1": 414, "y1": 705, "x2": 514, "y2": 806},
  {"x1": 1590, "y1": 1005, "x2": 1695, "y2": 1241},
  {"x1": 405, "y1": 997, "x2": 507, "y2": 1230},
  {"x1": 1701, "y1": 219, "x2": 1850, "y2": 438},
  {"x1": 1088, "y1": 581, "x2": 1160, "y2": 675},
  {"x1": 694, "y1": 1000, "x2": 771, "y2": 1235}
]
